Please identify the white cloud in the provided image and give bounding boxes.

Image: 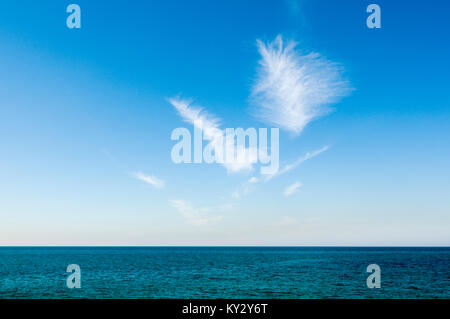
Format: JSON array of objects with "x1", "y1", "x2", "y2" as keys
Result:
[
  {"x1": 283, "y1": 181, "x2": 302, "y2": 196},
  {"x1": 266, "y1": 145, "x2": 329, "y2": 181},
  {"x1": 170, "y1": 200, "x2": 223, "y2": 226},
  {"x1": 169, "y1": 97, "x2": 257, "y2": 173},
  {"x1": 252, "y1": 35, "x2": 351, "y2": 134},
  {"x1": 133, "y1": 171, "x2": 165, "y2": 189},
  {"x1": 169, "y1": 97, "x2": 222, "y2": 140}
]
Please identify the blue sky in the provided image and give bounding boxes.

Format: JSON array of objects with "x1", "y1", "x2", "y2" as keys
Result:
[{"x1": 1, "y1": 0, "x2": 449, "y2": 245}]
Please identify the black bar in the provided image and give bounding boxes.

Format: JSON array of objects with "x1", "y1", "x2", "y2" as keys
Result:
[{"x1": 1, "y1": 299, "x2": 448, "y2": 317}]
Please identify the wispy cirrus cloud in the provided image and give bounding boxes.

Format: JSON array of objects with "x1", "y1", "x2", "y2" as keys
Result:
[
  {"x1": 170, "y1": 199, "x2": 224, "y2": 226},
  {"x1": 283, "y1": 181, "x2": 302, "y2": 196},
  {"x1": 252, "y1": 35, "x2": 351, "y2": 135},
  {"x1": 133, "y1": 171, "x2": 165, "y2": 189},
  {"x1": 169, "y1": 97, "x2": 257, "y2": 173},
  {"x1": 169, "y1": 97, "x2": 222, "y2": 140}
]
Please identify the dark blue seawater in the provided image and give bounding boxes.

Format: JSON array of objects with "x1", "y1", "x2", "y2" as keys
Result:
[{"x1": 0, "y1": 247, "x2": 449, "y2": 298}]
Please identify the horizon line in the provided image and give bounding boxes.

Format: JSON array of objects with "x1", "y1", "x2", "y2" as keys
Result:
[{"x1": 1, "y1": 245, "x2": 449, "y2": 248}]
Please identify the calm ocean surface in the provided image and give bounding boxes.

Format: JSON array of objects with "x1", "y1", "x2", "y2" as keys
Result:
[{"x1": 0, "y1": 247, "x2": 449, "y2": 298}]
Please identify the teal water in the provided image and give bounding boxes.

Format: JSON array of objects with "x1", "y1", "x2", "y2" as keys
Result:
[{"x1": 0, "y1": 247, "x2": 448, "y2": 298}]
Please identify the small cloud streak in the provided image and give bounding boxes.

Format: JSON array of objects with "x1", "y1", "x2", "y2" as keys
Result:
[
  {"x1": 133, "y1": 172, "x2": 165, "y2": 189},
  {"x1": 170, "y1": 200, "x2": 223, "y2": 226},
  {"x1": 266, "y1": 145, "x2": 329, "y2": 181},
  {"x1": 252, "y1": 35, "x2": 351, "y2": 134},
  {"x1": 283, "y1": 181, "x2": 302, "y2": 196},
  {"x1": 231, "y1": 177, "x2": 261, "y2": 199},
  {"x1": 231, "y1": 146, "x2": 328, "y2": 199}
]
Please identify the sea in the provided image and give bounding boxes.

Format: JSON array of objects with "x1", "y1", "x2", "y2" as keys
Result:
[{"x1": 0, "y1": 247, "x2": 448, "y2": 298}]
